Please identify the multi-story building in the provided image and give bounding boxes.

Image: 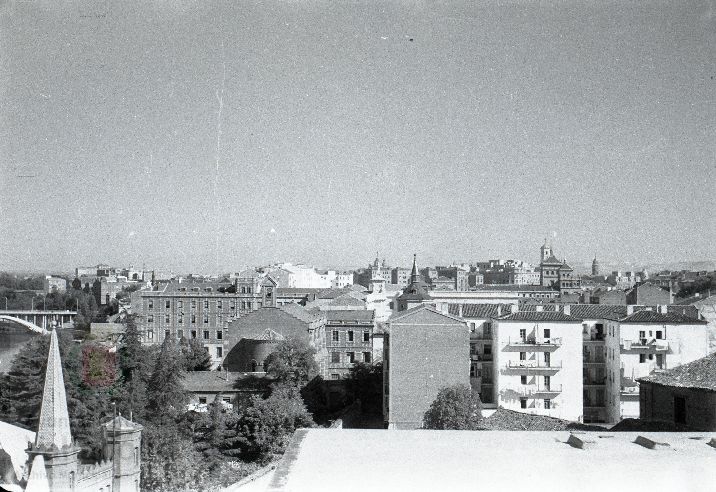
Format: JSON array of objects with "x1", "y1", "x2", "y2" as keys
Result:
[
  {"x1": 324, "y1": 310, "x2": 376, "y2": 379},
  {"x1": 625, "y1": 282, "x2": 672, "y2": 305},
  {"x1": 391, "y1": 267, "x2": 411, "y2": 287},
  {"x1": 605, "y1": 307, "x2": 709, "y2": 422},
  {"x1": 491, "y1": 307, "x2": 584, "y2": 421},
  {"x1": 383, "y1": 305, "x2": 469, "y2": 429},
  {"x1": 538, "y1": 241, "x2": 581, "y2": 295},
  {"x1": 42, "y1": 276, "x2": 66, "y2": 294},
  {"x1": 435, "y1": 266, "x2": 469, "y2": 291}
]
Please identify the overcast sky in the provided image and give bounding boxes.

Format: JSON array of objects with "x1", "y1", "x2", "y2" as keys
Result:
[{"x1": 1, "y1": 0, "x2": 714, "y2": 273}]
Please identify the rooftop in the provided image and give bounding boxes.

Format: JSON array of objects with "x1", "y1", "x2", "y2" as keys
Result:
[
  {"x1": 447, "y1": 303, "x2": 502, "y2": 319},
  {"x1": 619, "y1": 310, "x2": 706, "y2": 324},
  {"x1": 262, "y1": 429, "x2": 716, "y2": 492},
  {"x1": 498, "y1": 311, "x2": 583, "y2": 322},
  {"x1": 639, "y1": 353, "x2": 716, "y2": 392},
  {"x1": 324, "y1": 310, "x2": 375, "y2": 322}
]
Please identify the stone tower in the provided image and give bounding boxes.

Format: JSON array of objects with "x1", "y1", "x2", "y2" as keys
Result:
[
  {"x1": 540, "y1": 238, "x2": 553, "y2": 261},
  {"x1": 26, "y1": 329, "x2": 80, "y2": 491},
  {"x1": 592, "y1": 255, "x2": 600, "y2": 276},
  {"x1": 103, "y1": 415, "x2": 143, "y2": 492}
]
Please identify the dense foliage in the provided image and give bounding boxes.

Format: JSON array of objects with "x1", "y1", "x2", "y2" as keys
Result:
[
  {"x1": 263, "y1": 338, "x2": 318, "y2": 385},
  {"x1": 677, "y1": 272, "x2": 716, "y2": 299},
  {"x1": 0, "y1": 322, "x2": 321, "y2": 491},
  {"x1": 423, "y1": 384, "x2": 482, "y2": 430},
  {"x1": 347, "y1": 362, "x2": 384, "y2": 416}
]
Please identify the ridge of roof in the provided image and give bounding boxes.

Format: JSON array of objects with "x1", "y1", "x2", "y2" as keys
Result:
[{"x1": 639, "y1": 353, "x2": 716, "y2": 391}]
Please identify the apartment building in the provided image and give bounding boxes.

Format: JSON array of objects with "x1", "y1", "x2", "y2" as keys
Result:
[
  {"x1": 324, "y1": 309, "x2": 376, "y2": 379},
  {"x1": 492, "y1": 307, "x2": 584, "y2": 421},
  {"x1": 605, "y1": 307, "x2": 709, "y2": 422}
]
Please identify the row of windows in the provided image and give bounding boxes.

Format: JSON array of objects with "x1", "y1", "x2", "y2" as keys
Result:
[
  {"x1": 147, "y1": 299, "x2": 257, "y2": 310},
  {"x1": 162, "y1": 329, "x2": 223, "y2": 342},
  {"x1": 330, "y1": 330, "x2": 371, "y2": 343},
  {"x1": 330, "y1": 351, "x2": 372, "y2": 364},
  {"x1": 520, "y1": 398, "x2": 551, "y2": 409},
  {"x1": 147, "y1": 313, "x2": 235, "y2": 324}
]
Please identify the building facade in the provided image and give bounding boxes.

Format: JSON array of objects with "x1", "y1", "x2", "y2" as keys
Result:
[{"x1": 324, "y1": 310, "x2": 376, "y2": 379}]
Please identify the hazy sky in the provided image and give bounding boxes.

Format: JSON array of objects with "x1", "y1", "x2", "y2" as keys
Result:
[{"x1": 1, "y1": 0, "x2": 714, "y2": 273}]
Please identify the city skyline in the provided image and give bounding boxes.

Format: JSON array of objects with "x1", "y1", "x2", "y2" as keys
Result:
[{"x1": 2, "y1": 1, "x2": 714, "y2": 273}]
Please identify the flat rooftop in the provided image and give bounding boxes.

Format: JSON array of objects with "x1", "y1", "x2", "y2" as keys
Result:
[{"x1": 258, "y1": 429, "x2": 716, "y2": 492}]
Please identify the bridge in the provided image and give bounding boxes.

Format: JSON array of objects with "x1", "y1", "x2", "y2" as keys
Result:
[{"x1": 0, "y1": 310, "x2": 78, "y2": 331}]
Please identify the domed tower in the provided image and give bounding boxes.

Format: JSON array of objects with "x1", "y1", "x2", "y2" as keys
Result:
[{"x1": 592, "y1": 255, "x2": 600, "y2": 276}]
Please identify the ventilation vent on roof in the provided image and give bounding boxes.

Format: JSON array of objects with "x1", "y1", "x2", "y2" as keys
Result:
[
  {"x1": 634, "y1": 436, "x2": 670, "y2": 450},
  {"x1": 567, "y1": 433, "x2": 595, "y2": 449},
  {"x1": 708, "y1": 438, "x2": 716, "y2": 449}
]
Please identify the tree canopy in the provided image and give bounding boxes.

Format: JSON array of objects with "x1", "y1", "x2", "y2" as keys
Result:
[
  {"x1": 423, "y1": 384, "x2": 482, "y2": 430},
  {"x1": 263, "y1": 338, "x2": 318, "y2": 385}
]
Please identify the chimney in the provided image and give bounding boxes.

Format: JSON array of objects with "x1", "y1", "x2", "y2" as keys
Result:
[
  {"x1": 627, "y1": 305, "x2": 634, "y2": 315},
  {"x1": 510, "y1": 303, "x2": 518, "y2": 314},
  {"x1": 563, "y1": 304, "x2": 571, "y2": 316},
  {"x1": 659, "y1": 304, "x2": 668, "y2": 314},
  {"x1": 497, "y1": 305, "x2": 502, "y2": 317},
  {"x1": 536, "y1": 305, "x2": 544, "y2": 312},
  {"x1": 458, "y1": 304, "x2": 463, "y2": 318}
]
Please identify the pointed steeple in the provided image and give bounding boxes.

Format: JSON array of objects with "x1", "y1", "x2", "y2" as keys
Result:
[
  {"x1": 410, "y1": 254, "x2": 418, "y2": 283},
  {"x1": 25, "y1": 455, "x2": 50, "y2": 492},
  {"x1": 35, "y1": 330, "x2": 73, "y2": 450}
]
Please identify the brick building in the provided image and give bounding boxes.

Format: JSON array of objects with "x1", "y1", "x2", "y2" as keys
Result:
[
  {"x1": 383, "y1": 305, "x2": 469, "y2": 429},
  {"x1": 625, "y1": 282, "x2": 672, "y2": 306},
  {"x1": 638, "y1": 353, "x2": 716, "y2": 431}
]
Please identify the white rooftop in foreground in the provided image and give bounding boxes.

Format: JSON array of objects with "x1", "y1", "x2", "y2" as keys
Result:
[{"x1": 259, "y1": 429, "x2": 716, "y2": 492}]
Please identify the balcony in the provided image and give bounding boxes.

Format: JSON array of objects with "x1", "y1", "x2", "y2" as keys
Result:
[
  {"x1": 620, "y1": 338, "x2": 669, "y2": 352},
  {"x1": 516, "y1": 384, "x2": 563, "y2": 397},
  {"x1": 582, "y1": 357, "x2": 606, "y2": 366},
  {"x1": 470, "y1": 353, "x2": 493, "y2": 362},
  {"x1": 504, "y1": 360, "x2": 562, "y2": 373},
  {"x1": 583, "y1": 378, "x2": 607, "y2": 387},
  {"x1": 506, "y1": 336, "x2": 562, "y2": 351}
]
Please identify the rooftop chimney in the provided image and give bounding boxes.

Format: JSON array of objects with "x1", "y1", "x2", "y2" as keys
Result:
[
  {"x1": 563, "y1": 304, "x2": 571, "y2": 316},
  {"x1": 627, "y1": 305, "x2": 634, "y2": 315},
  {"x1": 510, "y1": 303, "x2": 518, "y2": 314},
  {"x1": 536, "y1": 305, "x2": 544, "y2": 312},
  {"x1": 497, "y1": 305, "x2": 502, "y2": 317}
]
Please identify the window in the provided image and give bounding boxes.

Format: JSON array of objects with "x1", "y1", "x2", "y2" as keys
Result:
[
  {"x1": 199, "y1": 397, "x2": 207, "y2": 404},
  {"x1": 363, "y1": 352, "x2": 372, "y2": 363},
  {"x1": 639, "y1": 354, "x2": 646, "y2": 363},
  {"x1": 484, "y1": 323, "x2": 492, "y2": 337},
  {"x1": 544, "y1": 399, "x2": 551, "y2": 409},
  {"x1": 347, "y1": 352, "x2": 355, "y2": 363},
  {"x1": 216, "y1": 330, "x2": 222, "y2": 340},
  {"x1": 165, "y1": 300, "x2": 171, "y2": 309},
  {"x1": 519, "y1": 329, "x2": 526, "y2": 341},
  {"x1": 656, "y1": 330, "x2": 663, "y2": 339},
  {"x1": 178, "y1": 300, "x2": 183, "y2": 309},
  {"x1": 348, "y1": 331, "x2": 354, "y2": 342},
  {"x1": 165, "y1": 330, "x2": 170, "y2": 339},
  {"x1": 147, "y1": 330, "x2": 154, "y2": 340},
  {"x1": 148, "y1": 315, "x2": 154, "y2": 323},
  {"x1": 483, "y1": 344, "x2": 492, "y2": 356},
  {"x1": 134, "y1": 446, "x2": 139, "y2": 466},
  {"x1": 544, "y1": 375, "x2": 551, "y2": 390},
  {"x1": 216, "y1": 347, "x2": 223, "y2": 358},
  {"x1": 241, "y1": 286, "x2": 246, "y2": 294},
  {"x1": 223, "y1": 397, "x2": 231, "y2": 403},
  {"x1": 191, "y1": 330, "x2": 197, "y2": 339},
  {"x1": 190, "y1": 300, "x2": 196, "y2": 309},
  {"x1": 178, "y1": 330, "x2": 183, "y2": 339},
  {"x1": 203, "y1": 330, "x2": 209, "y2": 340},
  {"x1": 191, "y1": 314, "x2": 196, "y2": 324},
  {"x1": 520, "y1": 398, "x2": 527, "y2": 409},
  {"x1": 363, "y1": 331, "x2": 370, "y2": 342},
  {"x1": 543, "y1": 328, "x2": 550, "y2": 339},
  {"x1": 148, "y1": 300, "x2": 154, "y2": 309},
  {"x1": 332, "y1": 330, "x2": 339, "y2": 342},
  {"x1": 639, "y1": 330, "x2": 646, "y2": 339},
  {"x1": 519, "y1": 352, "x2": 526, "y2": 361},
  {"x1": 204, "y1": 300, "x2": 209, "y2": 309},
  {"x1": 230, "y1": 301, "x2": 235, "y2": 310},
  {"x1": 203, "y1": 314, "x2": 209, "y2": 324},
  {"x1": 331, "y1": 352, "x2": 340, "y2": 363},
  {"x1": 165, "y1": 314, "x2": 170, "y2": 323},
  {"x1": 331, "y1": 374, "x2": 340, "y2": 380},
  {"x1": 247, "y1": 287, "x2": 252, "y2": 294},
  {"x1": 218, "y1": 300, "x2": 223, "y2": 309},
  {"x1": 521, "y1": 375, "x2": 528, "y2": 385},
  {"x1": 178, "y1": 315, "x2": 183, "y2": 324},
  {"x1": 544, "y1": 352, "x2": 550, "y2": 367}
]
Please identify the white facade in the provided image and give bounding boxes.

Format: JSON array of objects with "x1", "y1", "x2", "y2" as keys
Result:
[
  {"x1": 605, "y1": 315, "x2": 710, "y2": 422},
  {"x1": 492, "y1": 316, "x2": 584, "y2": 421}
]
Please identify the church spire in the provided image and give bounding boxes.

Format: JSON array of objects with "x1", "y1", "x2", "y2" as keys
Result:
[
  {"x1": 410, "y1": 254, "x2": 418, "y2": 283},
  {"x1": 35, "y1": 329, "x2": 73, "y2": 451}
]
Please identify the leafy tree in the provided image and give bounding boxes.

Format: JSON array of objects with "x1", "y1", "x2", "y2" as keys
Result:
[
  {"x1": 423, "y1": 384, "x2": 482, "y2": 430},
  {"x1": 191, "y1": 394, "x2": 239, "y2": 467},
  {"x1": 72, "y1": 277, "x2": 82, "y2": 290},
  {"x1": 234, "y1": 383, "x2": 315, "y2": 461},
  {"x1": 180, "y1": 337, "x2": 213, "y2": 371},
  {"x1": 263, "y1": 338, "x2": 318, "y2": 386}
]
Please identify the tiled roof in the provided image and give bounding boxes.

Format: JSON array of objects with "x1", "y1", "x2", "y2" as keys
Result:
[
  {"x1": 447, "y1": 303, "x2": 502, "y2": 319},
  {"x1": 619, "y1": 310, "x2": 706, "y2": 324},
  {"x1": 471, "y1": 285, "x2": 556, "y2": 292},
  {"x1": 568, "y1": 305, "x2": 627, "y2": 320},
  {"x1": 638, "y1": 354, "x2": 716, "y2": 391},
  {"x1": 182, "y1": 371, "x2": 266, "y2": 392},
  {"x1": 278, "y1": 303, "x2": 325, "y2": 324},
  {"x1": 498, "y1": 311, "x2": 583, "y2": 322},
  {"x1": 389, "y1": 304, "x2": 466, "y2": 324},
  {"x1": 541, "y1": 255, "x2": 562, "y2": 265},
  {"x1": 326, "y1": 294, "x2": 365, "y2": 307}
]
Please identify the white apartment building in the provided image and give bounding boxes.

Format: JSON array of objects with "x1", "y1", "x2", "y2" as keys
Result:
[
  {"x1": 605, "y1": 307, "x2": 709, "y2": 422},
  {"x1": 492, "y1": 307, "x2": 584, "y2": 421}
]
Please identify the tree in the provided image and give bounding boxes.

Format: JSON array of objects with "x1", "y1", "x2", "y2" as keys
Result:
[
  {"x1": 180, "y1": 337, "x2": 213, "y2": 371},
  {"x1": 72, "y1": 277, "x2": 82, "y2": 290},
  {"x1": 191, "y1": 394, "x2": 239, "y2": 466},
  {"x1": 422, "y1": 384, "x2": 482, "y2": 430},
  {"x1": 146, "y1": 338, "x2": 188, "y2": 423},
  {"x1": 263, "y1": 338, "x2": 318, "y2": 386},
  {"x1": 234, "y1": 383, "x2": 315, "y2": 461}
]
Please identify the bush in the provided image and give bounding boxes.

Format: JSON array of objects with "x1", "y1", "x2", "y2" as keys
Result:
[{"x1": 423, "y1": 384, "x2": 482, "y2": 430}]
